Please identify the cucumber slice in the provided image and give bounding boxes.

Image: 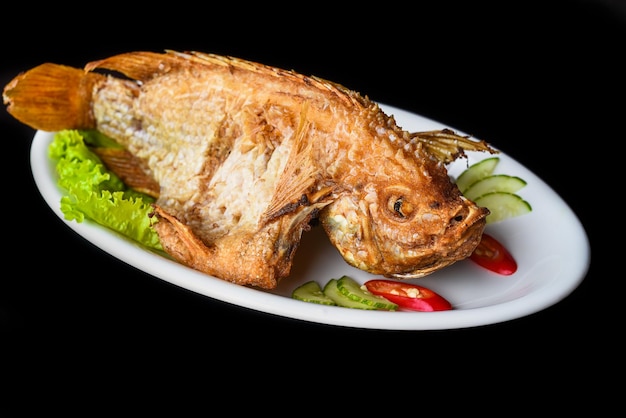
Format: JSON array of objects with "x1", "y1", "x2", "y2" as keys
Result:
[
  {"x1": 474, "y1": 192, "x2": 532, "y2": 224},
  {"x1": 463, "y1": 174, "x2": 527, "y2": 201},
  {"x1": 323, "y1": 278, "x2": 373, "y2": 309},
  {"x1": 336, "y1": 276, "x2": 398, "y2": 311},
  {"x1": 292, "y1": 280, "x2": 336, "y2": 305},
  {"x1": 455, "y1": 157, "x2": 500, "y2": 193}
]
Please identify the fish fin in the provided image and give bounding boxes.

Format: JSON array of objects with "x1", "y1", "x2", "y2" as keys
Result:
[
  {"x1": 152, "y1": 206, "x2": 284, "y2": 289},
  {"x1": 409, "y1": 129, "x2": 498, "y2": 164},
  {"x1": 262, "y1": 103, "x2": 329, "y2": 223},
  {"x1": 152, "y1": 205, "x2": 216, "y2": 266},
  {"x1": 3, "y1": 63, "x2": 101, "y2": 132},
  {"x1": 85, "y1": 51, "x2": 190, "y2": 83},
  {"x1": 91, "y1": 147, "x2": 161, "y2": 198}
]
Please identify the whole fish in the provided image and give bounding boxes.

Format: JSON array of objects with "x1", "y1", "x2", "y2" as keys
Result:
[{"x1": 4, "y1": 50, "x2": 494, "y2": 289}]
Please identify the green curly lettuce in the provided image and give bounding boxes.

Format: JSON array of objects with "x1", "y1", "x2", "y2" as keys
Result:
[{"x1": 49, "y1": 129, "x2": 163, "y2": 251}]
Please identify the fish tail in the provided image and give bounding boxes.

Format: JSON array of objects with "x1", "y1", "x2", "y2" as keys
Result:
[{"x1": 3, "y1": 63, "x2": 101, "y2": 132}]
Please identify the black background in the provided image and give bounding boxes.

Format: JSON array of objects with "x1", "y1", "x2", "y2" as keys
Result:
[{"x1": 1, "y1": 0, "x2": 621, "y2": 410}]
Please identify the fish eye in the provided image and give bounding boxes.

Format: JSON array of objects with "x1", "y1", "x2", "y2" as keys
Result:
[
  {"x1": 388, "y1": 196, "x2": 415, "y2": 219},
  {"x1": 394, "y1": 199, "x2": 403, "y2": 215}
]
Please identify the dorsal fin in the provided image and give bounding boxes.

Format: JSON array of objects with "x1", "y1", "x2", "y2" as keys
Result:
[{"x1": 84, "y1": 51, "x2": 190, "y2": 82}]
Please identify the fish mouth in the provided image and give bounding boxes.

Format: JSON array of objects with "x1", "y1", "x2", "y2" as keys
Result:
[{"x1": 389, "y1": 204, "x2": 489, "y2": 280}]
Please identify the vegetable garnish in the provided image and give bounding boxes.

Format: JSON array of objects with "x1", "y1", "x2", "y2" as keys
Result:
[
  {"x1": 291, "y1": 276, "x2": 398, "y2": 310},
  {"x1": 455, "y1": 156, "x2": 528, "y2": 274},
  {"x1": 333, "y1": 276, "x2": 398, "y2": 311},
  {"x1": 363, "y1": 280, "x2": 453, "y2": 312},
  {"x1": 292, "y1": 276, "x2": 451, "y2": 312},
  {"x1": 469, "y1": 233, "x2": 517, "y2": 275},
  {"x1": 455, "y1": 157, "x2": 531, "y2": 224},
  {"x1": 292, "y1": 281, "x2": 336, "y2": 306},
  {"x1": 49, "y1": 129, "x2": 163, "y2": 251}
]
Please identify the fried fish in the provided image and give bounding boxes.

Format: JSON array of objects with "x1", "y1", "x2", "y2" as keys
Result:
[{"x1": 3, "y1": 50, "x2": 494, "y2": 289}]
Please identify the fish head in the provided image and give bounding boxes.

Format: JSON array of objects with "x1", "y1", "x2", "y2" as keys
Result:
[{"x1": 320, "y1": 156, "x2": 489, "y2": 279}]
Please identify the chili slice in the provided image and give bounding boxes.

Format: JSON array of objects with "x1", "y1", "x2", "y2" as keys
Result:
[
  {"x1": 469, "y1": 233, "x2": 517, "y2": 275},
  {"x1": 363, "y1": 280, "x2": 453, "y2": 312}
]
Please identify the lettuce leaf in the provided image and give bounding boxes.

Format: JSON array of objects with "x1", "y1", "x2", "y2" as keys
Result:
[{"x1": 49, "y1": 129, "x2": 163, "y2": 251}]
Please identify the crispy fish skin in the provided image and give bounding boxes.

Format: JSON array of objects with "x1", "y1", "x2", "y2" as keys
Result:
[{"x1": 3, "y1": 50, "x2": 491, "y2": 289}]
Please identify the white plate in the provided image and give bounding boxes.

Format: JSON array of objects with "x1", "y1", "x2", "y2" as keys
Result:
[{"x1": 30, "y1": 104, "x2": 590, "y2": 330}]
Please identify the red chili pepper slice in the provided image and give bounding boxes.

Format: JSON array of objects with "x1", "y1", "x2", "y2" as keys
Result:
[
  {"x1": 363, "y1": 280, "x2": 453, "y2": 312},
  {"x1": 469, "y1": 233, "x2": 517, "y2": 275}
]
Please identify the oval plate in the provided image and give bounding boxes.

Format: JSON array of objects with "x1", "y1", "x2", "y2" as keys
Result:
[{"x1": 30, "y1": 104, "x2": 590, "y2": 330}]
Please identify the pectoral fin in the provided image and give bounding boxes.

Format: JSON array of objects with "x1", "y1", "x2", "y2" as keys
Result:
[{"x1": 262, "y1": 103, "x2": 334, "y2": 223}]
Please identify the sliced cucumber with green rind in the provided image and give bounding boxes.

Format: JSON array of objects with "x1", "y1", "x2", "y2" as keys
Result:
[
  {"x1": 323, "y1": 278, "x2": 375, "y2": 309},
  {"x1": 463, "y1": 174, "x2": 527, "y2": 201},
  {"x1": 474, "y1": 192, "x2": 532, "y2": 224},
  {"x1": 455, "y1": 157, "x2": 500, "y2": 193},
  {"x1": 336, "y1": 276, "x2": 398, "y2": 311},
  {"x1": 292, "y1": 280, "x2": 337, "y2": 305}
]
